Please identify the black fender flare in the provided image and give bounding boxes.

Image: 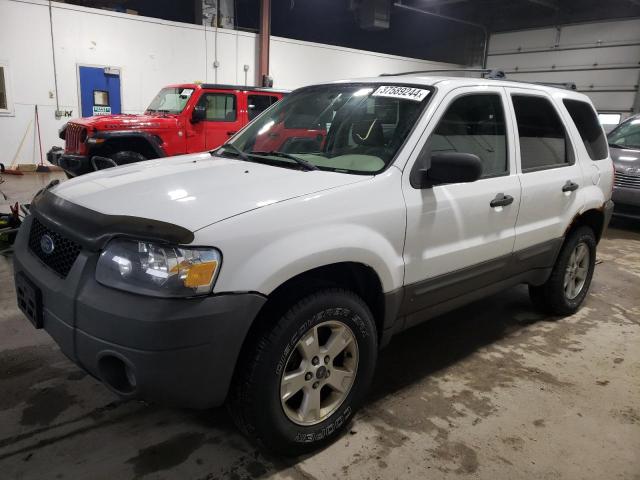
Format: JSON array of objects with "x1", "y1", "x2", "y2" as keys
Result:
[{"x1": 93, "y1": 131, "x2": 167, "y2": 158}]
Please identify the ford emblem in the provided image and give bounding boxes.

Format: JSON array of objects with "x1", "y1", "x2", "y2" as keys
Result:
[{"x1": 40, "y1": 234, "x2": 55, "y2": 255}]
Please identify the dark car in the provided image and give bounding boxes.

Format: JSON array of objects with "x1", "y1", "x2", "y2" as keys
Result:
[{"x1": 608, "y1": 114, "x2": 640, "y2": 219}]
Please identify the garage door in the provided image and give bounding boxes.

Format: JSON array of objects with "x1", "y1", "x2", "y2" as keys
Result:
[{"x1": 486, "y1": 19, "x2": 640, "y2": 126}]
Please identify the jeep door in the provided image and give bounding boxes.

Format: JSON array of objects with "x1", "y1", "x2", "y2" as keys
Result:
[
  {"x1": 402, "y1": 86, "x2": 521, "y2": 325},
  {"x1": 188, "y1": 90, "x2": 244, "y2": 152},
  {"x1": 505, "y1": 88, "x2": 585, "y2": 251}
]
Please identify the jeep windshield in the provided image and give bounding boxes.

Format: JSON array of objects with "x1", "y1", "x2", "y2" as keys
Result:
[
  {"x1": 608, "y1": 117, "x2": 640, "y2": 150},
  {"x1": 217, "y1": 83, "x2": 433, "y2": 174},
  {"x1": 146, "y1": 87, "x2": 194, "y2": 114}
]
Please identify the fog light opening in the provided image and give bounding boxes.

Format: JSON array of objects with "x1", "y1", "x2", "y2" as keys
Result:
[{"x1": 98, "y1": 355, "x2": 137, "y2": 394}]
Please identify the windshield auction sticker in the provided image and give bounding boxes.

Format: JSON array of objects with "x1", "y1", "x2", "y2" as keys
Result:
[{"x1": 372, "y1": 86, "x2": 430, "y2": 102}]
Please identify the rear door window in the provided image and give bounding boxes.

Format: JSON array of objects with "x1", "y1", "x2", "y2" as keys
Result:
[
  {"x1": 248, "y1": 95, "x2": 279, "y2": 120},
  {"x1": 563, "y1": 99, "x2": 608, "y2": 160},
  {"x1": 197, "y1": 93, "x2": 237, "y2": 121},
  {"x1": 512, "y1": 95, "x2": 570, "y2": 171}
]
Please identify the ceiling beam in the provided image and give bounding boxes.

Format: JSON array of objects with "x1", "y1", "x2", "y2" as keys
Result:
[{"x1": 525, "y1": 0, "x2": 560, "y2": 10}]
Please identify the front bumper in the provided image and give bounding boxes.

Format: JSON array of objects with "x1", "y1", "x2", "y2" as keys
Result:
[
  {"x1": 13, "y1": 215, "x2": 266, "y2": 408},
  {"x1": 612, "y1": 186, "x2": 640, "y2": 219},
  {"x1": 57, "y1": 153, "x2": 93, "y2": 177}
]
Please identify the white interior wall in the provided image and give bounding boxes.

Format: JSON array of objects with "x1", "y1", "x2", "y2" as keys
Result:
[
  {"x1": 270, "y1": 36, "x2": 457, "y2": 90},
  {"x1": 0, "y1": 0, "x2": 456, "y2": 167},
  {"x1": 487, "y1": 19, "x2": 640, "y2": 118}
]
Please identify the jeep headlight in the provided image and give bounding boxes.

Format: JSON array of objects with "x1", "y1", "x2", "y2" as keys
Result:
[{"x1": 96, "y1": 239, "x2": 222, "y2": 297}]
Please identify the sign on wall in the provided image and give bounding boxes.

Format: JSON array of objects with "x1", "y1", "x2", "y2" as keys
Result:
[{"x1": 93, "y1": 106, "x2": 112, "y2": 116}]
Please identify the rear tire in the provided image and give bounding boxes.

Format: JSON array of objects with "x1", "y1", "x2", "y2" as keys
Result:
[
  {"x1": 228, "y1": 288, "x2": 377, "y2": 455},
  {"x1": 529, "y1": 226, "x2": 597, "y2": 316},
  {"x1": 109, "y1": 150, "x2": 146, "y2": 166}
]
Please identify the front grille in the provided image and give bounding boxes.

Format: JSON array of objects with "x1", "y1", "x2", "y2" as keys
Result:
[
  {"x1": 28, "y1": 218, "x2": 81, "y2": 278},
  {"x1": 614, "y1": 172, "x2": 640, "y2": 190},
  {"x1": 64, "y1": 123, "x2": 86, "y2": 153}
]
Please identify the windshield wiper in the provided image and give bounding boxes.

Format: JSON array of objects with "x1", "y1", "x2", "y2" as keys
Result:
[
  {"x1": 608, "y1": 142, "x2": 632, "y2": 149},
  {"x1": 252, "y1": 151, "x2": 318, "y2": 171},
  {"x1": 215, "y1": 143, "x2": 250, "y2": 161}
]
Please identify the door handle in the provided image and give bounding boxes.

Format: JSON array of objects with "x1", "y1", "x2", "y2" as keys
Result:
[
  {"x1": 490, "y1": 193, "x2": 514, "y2": 208},
  {"x1": 226, "y1": 131, "x2": 237, "y2": 136},
  {"x1": 562, "y1": 180, "x2": 579, "y2": 192}
]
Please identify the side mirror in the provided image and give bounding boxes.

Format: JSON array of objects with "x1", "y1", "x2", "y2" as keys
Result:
[
  {"x1": 421, "y1": 152, "x2": 483, "y2": 187},
  {"x1": 191, "y1": 105, "x2": 206, "y2": 123}
]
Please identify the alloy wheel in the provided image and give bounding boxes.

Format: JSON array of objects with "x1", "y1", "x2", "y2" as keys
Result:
[
  {"x1": 564, "y1": 241, "x2": 590, "y2": 300},
  {"x1": 280, "y1": 320, "x2": 359, "y2": 426}
]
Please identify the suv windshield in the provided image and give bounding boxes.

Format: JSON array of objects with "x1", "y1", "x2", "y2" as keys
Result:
[
  {"x1": 146, "y1": 87, "x2": 194, "y2": 114},
  {"x1": 608, "y1": 117, "x2": 640, "y2": 149},
  {"x1": 218, "y1": 83, "x2": 433, "y2": 174}
]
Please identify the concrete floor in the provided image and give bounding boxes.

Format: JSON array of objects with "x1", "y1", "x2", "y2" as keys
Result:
[{"x1": 0, "y1": 172, "x2": 639, "y2": 480}]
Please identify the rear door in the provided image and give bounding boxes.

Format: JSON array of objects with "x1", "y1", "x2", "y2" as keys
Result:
[
  {"x1": 187, "y1": 89, "x2": 243, "y2": 152},
  {"x1": 505, "y1": 88, "x2": 585, "y2": 251}
]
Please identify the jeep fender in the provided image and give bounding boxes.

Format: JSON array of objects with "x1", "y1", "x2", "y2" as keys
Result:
[{"x1": 94, "y1": 131, "x2": 167, "y2": 158}]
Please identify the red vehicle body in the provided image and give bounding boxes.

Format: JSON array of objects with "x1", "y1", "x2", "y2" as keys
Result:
[{"x1": 54, "y1": 84, "x2": 289, "y2": 177}]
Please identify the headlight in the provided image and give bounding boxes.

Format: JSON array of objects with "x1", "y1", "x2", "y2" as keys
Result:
[{"x1": 96, "y1": 238, "x2": 222, "y2": 297}]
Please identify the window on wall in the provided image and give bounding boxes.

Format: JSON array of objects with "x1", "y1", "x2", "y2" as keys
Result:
[
  {"x1": 512, "y1": 95, "x2": 569, "y2": 171},
  {"x1": 93, "y1": 90, "x2": 109, "y2": 107},
  {"x1": 0, "y1": 65, "x2": 11, "y2": 114},
  {"x1": 563, "y1": 99, "x2": 608, "y2": 160},
  {"x1": 198, "y1": 93, "x2": 237, "y2": 121},
  {"x1": 248, "y1": 95, "x2": 279, "y2": 120},
  {"x1": 430, "y1": 93, "x2": 508, "y2": 177}
]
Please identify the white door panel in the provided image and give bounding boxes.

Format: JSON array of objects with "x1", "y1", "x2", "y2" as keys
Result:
[
  {"x1": 514, "y1": 168, "x2": 584, "y2": 249},
  {"x1": 404, "y1": 176, "x2": 521, "y2": 284},
  {"x1": 403, "y1": 86, "x2": 521, "y2": 286}
]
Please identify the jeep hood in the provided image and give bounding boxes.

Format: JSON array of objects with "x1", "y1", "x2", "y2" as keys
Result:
[
  {"x1": 71, "y1": 113, "x2": 179, "y2": 131},
  {"x1": 51, "y1": 153, "x2": 369, "y2": 233}
]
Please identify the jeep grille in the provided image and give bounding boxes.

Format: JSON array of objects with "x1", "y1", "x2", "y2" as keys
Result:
[{"x1": 64, "y1": 123, "x2": 87, "y2": 154}]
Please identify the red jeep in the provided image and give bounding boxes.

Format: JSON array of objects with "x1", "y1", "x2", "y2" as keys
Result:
[{"x1": 53, "y1": 84, "x2": 288, "y2": 177}]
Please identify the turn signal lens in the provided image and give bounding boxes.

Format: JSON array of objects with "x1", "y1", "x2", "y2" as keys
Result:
[{"x1": 184, "y1": 261, "x2": 218, "y2": 288}]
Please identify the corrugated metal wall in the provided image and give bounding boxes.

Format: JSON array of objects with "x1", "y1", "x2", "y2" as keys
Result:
[{"x1": 487, "y1": 19, "x2": 640, "y2": 120}]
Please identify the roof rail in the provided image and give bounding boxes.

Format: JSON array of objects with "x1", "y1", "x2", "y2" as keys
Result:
[
  {"x1": 531, "y1": 81, "x2": 577, "y2": 91},
  {"x1": 379, "y1": 68, "x2": 578, "y2": 91},
  {"x1": 379, "y1": 68, "x2": 506, "y2": 79}
]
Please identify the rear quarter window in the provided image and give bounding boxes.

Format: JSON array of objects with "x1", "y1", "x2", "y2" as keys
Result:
[{"x1": 563, "y1": 99, "x2": 608, "y2": 160}]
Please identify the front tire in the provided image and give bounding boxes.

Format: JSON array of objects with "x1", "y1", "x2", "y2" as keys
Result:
[
  {"x1": 109, "y1": 150, "x2": 146, "y2": 166},
  {"x1": 529, "y1": 226, "x2": 597, "y2": 316},
  {"x1": 228, "y1": 289, "x2": 378, "y2": 455}
]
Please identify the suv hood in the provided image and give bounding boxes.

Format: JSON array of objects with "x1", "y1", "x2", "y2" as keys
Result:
[
  {"x1": 70, "y1": 113, "x2": 179, "y2": 131},
  {"x1": 51, "y1": 153, "x2": 369, "y2": 233}
]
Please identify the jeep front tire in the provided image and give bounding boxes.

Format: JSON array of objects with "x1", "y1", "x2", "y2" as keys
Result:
[
  {"x1": 109, "y1": 150, "x2": 147, "y2": 166},
  {"x1": 228, "y1": 289, "x2": 378, "y2": 454}
]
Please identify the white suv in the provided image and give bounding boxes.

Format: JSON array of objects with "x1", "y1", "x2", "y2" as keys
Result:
[{"x1": 14, "y1": 74, "x2": 614, "y2": 454}]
